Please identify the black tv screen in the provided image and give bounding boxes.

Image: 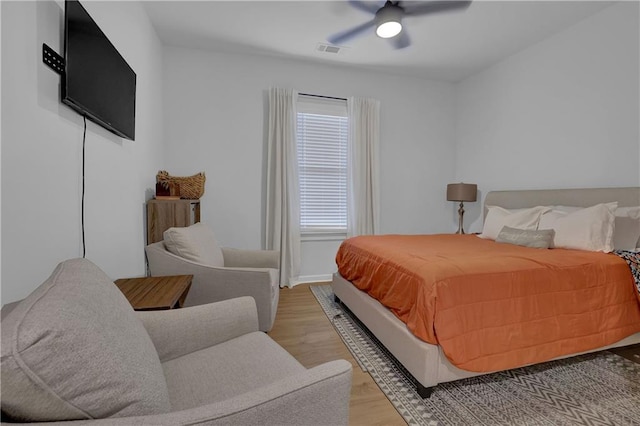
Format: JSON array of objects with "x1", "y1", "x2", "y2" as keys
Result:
[{"x1": 62, "y1": 0, "x2": 136, "y2": 140}]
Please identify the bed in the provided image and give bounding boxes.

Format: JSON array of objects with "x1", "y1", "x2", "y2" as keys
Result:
[{"x1": 331, "y1": 187, "x2": 640, "y2": 397}]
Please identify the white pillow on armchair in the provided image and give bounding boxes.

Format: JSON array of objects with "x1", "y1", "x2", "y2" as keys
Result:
[{"x1": 163, "y1": 222, "x2": 224, "y2": 267}]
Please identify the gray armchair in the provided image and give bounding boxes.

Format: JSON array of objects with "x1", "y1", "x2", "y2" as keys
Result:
[
  {"x1": 145, "y1": 223, "x2": 280, "y2": 332},
  {"x1": 1, "y1": 259, "x2": 353, "y2": 425}
]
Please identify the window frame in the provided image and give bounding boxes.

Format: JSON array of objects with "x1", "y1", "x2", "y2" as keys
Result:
[{"x1": 296, "y1": 95, "x2": 349, "y2": 238}]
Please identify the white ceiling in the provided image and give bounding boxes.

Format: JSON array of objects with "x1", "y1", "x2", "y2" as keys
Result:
[{"x1": 142, "y1": 0, "x2": 615, "y2": 82}]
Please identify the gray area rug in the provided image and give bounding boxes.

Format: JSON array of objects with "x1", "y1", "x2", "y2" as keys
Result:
[{"x1": 310, "y1": 285, "x2": 640, "y2": 426}]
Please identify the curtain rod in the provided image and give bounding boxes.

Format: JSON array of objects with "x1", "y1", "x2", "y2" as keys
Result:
[{"x1": 299, "y1": 92, "x2": 347, "y2": 101}]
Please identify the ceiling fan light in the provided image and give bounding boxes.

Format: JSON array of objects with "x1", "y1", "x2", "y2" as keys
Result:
[
  {"x1": 376, "y1": 21, "x2": 402, "y2": 38},
  {"x1": 375, "y1": 3, "x2": 404, "y2": 39}
]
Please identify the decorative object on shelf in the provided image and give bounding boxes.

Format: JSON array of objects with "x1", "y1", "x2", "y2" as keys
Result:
[
  {"x1": 447, "y1": 182, "x2": 477, "y2": 234},
  {"x1": 155, "y1": 181, "x2": 170, "y2": 197},
  {"x1": 155, "y1": 181, "x2": 181, "y2": 199},
  {"x1": 156, "y1": 170, "x2": 205, "y2": 199}
]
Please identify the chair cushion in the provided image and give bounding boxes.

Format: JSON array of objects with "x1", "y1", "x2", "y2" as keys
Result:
[
  {"x1": 0, "y1": 259, "x2": 171, "y2": 421},
  {"x1": 162, "y1": 331, "x2": 305, "y2": 411},
  {"x1": 163, "y1": 222, "x2": 224, "y2": 267}
]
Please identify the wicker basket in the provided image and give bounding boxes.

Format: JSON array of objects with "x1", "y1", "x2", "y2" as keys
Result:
[{"x1": 156, "y1": 170, "x2": 205, "y2": 200}]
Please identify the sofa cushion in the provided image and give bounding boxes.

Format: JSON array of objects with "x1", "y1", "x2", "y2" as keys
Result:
[
  {"x1": 162, "y1": 331, "x2": 305, "y2": 410},
  {"x1": 0, "y1": 259, "x2": 171, "y2": 421},
  {"x1": 163, "y1": 222, "x2": 224, "y2": 267}
]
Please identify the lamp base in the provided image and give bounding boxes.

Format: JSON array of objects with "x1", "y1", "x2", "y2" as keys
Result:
[{"x1": 456, "y1": 201, "x2": 466, "y2": 234}]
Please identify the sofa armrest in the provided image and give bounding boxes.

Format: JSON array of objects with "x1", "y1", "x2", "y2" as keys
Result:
[
  {"x1": 1, "y1": 301, "x2": 21, "y2": 320},
  {"x1": 1, "y1": 360, "x2": 353, "y2": 425},
  {"x1": 136, "y1": 297, "x2": 259, "y2": 362},
  {"x1": 222, "y1": 247, "x2": 280, "y2": 269},
  {"x1": 184, "y1": 265, "x2": 279, "y2": 332},
  {"x1": 208, "y1": 359, "x2": 353, "y2": 425}
]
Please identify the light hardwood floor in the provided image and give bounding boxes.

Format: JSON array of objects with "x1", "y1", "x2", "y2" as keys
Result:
[{"x1": 267, "y1": 283, "x2": 406, "y2": 426}]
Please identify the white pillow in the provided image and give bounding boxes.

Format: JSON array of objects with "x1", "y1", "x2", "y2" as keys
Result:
[
  {"x1": 163, "y1": 222, "x2": 224, "y2": 267},
  {"x1": 479, "y1": 206, "x2": 549, "y2": 240},
  {"x1": 538, "y1": 202, "x2": 617, "y2": 252},
  {"x1": 615, "y1": 206, "x2": 640, "y2": 219},
  {"x1": 503, "y1": 205, "x2": 580, "y2": 214},
  {"x1": 551, "y1": 205, "x2": 639, "y2": 219},
  {"x1": 538, "y1": 204, "x2": 639, "y2": 250}
]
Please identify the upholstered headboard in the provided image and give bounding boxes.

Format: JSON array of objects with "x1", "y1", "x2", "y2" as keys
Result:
[{"x1": 484, "y1": 187, "x2": 640, "y2": 219}]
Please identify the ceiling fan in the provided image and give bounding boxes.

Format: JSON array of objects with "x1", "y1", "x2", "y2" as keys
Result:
[{"x1": 328, "y1": 0, "x2": 472, "y2": 49}]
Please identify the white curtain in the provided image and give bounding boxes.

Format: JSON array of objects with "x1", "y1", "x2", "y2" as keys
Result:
[
  {"x1": 347, "y1": 97, "x2": 380, "y2": 237},
  {"x1": 265, "y1": 87, "x2": 301, "y2": 288}
]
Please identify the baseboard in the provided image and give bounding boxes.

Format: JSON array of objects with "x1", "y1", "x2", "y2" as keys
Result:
[{"x1": 294, "y1": 274, "x2": 333, "y2": 286}]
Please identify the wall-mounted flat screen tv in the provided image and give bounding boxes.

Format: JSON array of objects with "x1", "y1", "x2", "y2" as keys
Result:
[{"x1": 62, "y1": 0, "x2": 136, "y2": 141}]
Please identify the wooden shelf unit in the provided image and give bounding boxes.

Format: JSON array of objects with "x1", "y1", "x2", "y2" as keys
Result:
[{"x1": 147, "y1": 199, "x2": 200, "y2": 244}]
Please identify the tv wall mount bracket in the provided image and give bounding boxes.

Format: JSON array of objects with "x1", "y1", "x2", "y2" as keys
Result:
[{"x1": 42, "y1": 43, "x2": 65, "y2": 75}]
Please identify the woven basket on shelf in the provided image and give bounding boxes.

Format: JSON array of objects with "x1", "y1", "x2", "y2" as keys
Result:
[{"x1": 156, "y1": 170, "x2": 205, "y2": 199}]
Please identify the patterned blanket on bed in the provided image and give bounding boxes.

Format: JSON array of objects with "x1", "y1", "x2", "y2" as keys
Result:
[{"x1": 614, "y1": 250, "x2": 640, "y2": 300}]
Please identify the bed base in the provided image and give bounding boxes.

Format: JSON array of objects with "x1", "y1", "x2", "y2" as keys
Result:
[
  {"x1": 416, "y1": 383, "x2": 434, "y2": 398},
  {"x1": 333, "y1": 293, "x2": 435, "y2": 398},
  {"x1": 332, "y1": 272, "x2": 481, "y2": 397}
]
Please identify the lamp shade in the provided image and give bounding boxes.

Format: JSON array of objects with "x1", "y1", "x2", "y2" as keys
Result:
[{"x1": 447, "y1": 183, "x2": 477, "y2": 202}]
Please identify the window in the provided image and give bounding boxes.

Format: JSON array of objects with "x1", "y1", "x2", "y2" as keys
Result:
[{"x1": 296, "y1": 96, "x2": 348, "y2": 234}]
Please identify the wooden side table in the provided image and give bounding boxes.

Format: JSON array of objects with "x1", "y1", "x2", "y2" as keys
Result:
[{"x1": 114, "y1": 275, "x2": 193, "y2": 310}]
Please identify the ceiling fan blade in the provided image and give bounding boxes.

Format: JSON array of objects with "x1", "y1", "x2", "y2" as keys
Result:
[
  {"x1": 328, "y1": 19, "x2": 376, "y2": 45},
  {"x1": 403, "y1": 1, "x2": 472, "y2": 16},
  {"x1": 347, "y1": 0, "x2": 385, "y2": 15},
  {"x1": 390, "y1": 30, "x2": 411, "y2": 49}
]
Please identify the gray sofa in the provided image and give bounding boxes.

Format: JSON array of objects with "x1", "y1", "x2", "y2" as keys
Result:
[
  {"x1": 146, "y1": 223, "x2": 279, "y2": 332},
  {"x1": 1, "y1": 258, "x2": 352, "y2": 425}
]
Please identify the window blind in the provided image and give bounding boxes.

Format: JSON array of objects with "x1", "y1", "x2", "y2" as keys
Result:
[{"x1": 296, "y1": 100, "x2": 348, "y2": 233}]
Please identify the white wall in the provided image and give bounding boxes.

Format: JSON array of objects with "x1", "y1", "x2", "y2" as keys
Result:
[
  {"x1": 1, "y1": 1, "x2": 164, "y2": 303},
  {"x1": 5, "y1": 2, "x2": 633, "y2": 294},
  {"x1": 455, "y1": 2, "x2": 640, "y2": 233},
  {"x1": 162, "y1": 47, "x2": 457, "y2": 280}
]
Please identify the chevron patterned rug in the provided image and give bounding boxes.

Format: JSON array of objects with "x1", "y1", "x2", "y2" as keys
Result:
[{"x1": 310, "y1": 285, "x2": 640, "y2": 426}]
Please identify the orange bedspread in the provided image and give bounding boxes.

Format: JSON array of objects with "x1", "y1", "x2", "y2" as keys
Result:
[{"x1": 336, "y1": 234, "x2": 640, "y2": 372}]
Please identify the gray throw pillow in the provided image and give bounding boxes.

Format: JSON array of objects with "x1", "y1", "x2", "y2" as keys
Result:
[
  {"x1": 496, "y1": 226, "x2": 555, "y2": 249},
  {"x1": 1, "y1": 259, "x2": 171, "y2": 421},
  {"x1": 613, "y1": 216, "x2": 640, "y2": 251}
]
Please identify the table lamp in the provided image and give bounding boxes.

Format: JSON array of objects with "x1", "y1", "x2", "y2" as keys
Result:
[{"x1": 447, "y1": 183, "x2": 477, "y2": 234}]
